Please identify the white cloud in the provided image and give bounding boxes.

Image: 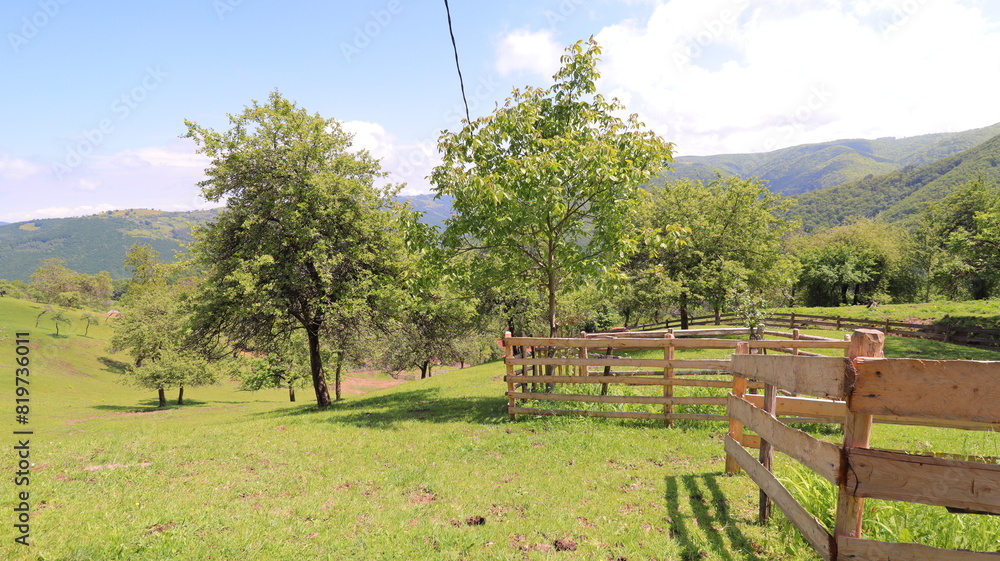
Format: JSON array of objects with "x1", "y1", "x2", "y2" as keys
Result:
[
  {"x1": 0, "y1": 154, "x2": 42, "y2": 180},
  {"x1": 595, "y1": 0, "x2": 1000, "y2": 156},
  {"x1": 14, "y1": 204, "x2": 119, "y2": 221},
  {"x1": 342, "y1": 120, "x2": 396, "y2": 160},
  {"x1": 495, "y1": 28, "x2": 563, "y2": 78},
  {"x1": 79, "y1": 179, "x2": 100, "y2": 191},
  {"x1": 102, "y1": 146, "x2": 210, "y2": 169}
]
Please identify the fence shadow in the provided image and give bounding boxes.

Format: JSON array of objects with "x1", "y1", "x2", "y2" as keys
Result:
[
  {"x1": 664, "y1": 473, "x2": 765, "y2": 561},
  {"x1": 253, "y1": 388, "x2": 509, "y2": 428}
]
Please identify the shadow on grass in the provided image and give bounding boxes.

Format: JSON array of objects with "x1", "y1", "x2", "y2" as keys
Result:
[
  {"x1": 664, "y1": 474, "x2": 764, "y2": 561},
  {"x1": 99, "y1": 356, "x2": 130, "y2": 374},
  {"x1": 253, "y1": 388, "x2": 509, "y2": 428},
  {"x1": 92, "y1": 398, "x2": 214, "y2": 412}
]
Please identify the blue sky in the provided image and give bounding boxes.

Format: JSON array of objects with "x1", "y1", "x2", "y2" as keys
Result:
[{"x1": 3, "y1": 0, "x2": 1000, "y2": 222}]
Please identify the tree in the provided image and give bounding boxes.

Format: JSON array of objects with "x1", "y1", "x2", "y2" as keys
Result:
[
  {"x1": 109, "y1": 245, "x2": 215, "y2": 407},
  {"x1": 919, "y1": 178, "x2": 1000, "y2": 300},
  {"x1": 183, "y1": 91, "x2": 408, "y2": 408},
  {"x1": 431, "y1": 38, "x2": 674, "y2": 337},
  {"x1": 631, "y1": 176, "x2": 796, "y2": 328},
  {"x1": 80, "y1": 312, "x2": 101, "y2": 336},
  {"x1": 793, "y1": 218, "x2": 919, "y2": 307},
  {"x1": 50, "y1": 310, "x2": 72, "y2": 336}
]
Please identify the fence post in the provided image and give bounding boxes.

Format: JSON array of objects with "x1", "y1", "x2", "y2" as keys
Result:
[
  {"x1": 663, "y1": 332, "x2": 675, "y2": 428},
  {"x1": 726, "y1": 341, "x2": 750, "y2": 475},
  {"x1": 833, "y1": 329, "x2": 884, "y2": 547},
  {"x1": 758, "y1": 374, "x2": 778, "y2": 524},
  {"x1": 789, "y1": 312, "x2": 795, "y2": 330},
  {"x1": 578, "y1": 331, "x2": 587, "y2": 377},
  {"x1": 504, "y1": 331, "x2": 516, "y2": 420}
]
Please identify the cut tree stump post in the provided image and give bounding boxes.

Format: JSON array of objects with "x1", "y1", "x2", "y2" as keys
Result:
[
  {"x1": 504, "y1": 332, "x2": 516, "y2": 420},
  {"x1": 726, "y1": 341, "x2": 750, "y2": 475},
  {"x1": 833, "y1": 329, "x2": 884, "y2": 548},
  {"x1": 663, "y1": 333, "x2": 675, "y2": 428},
  {"x1": 758, "y1": 378, "x2": 778, "y2": 524}
]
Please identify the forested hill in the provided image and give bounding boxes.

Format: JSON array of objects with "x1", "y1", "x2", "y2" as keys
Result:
[
  {"x1": 0, "y1": 209, "x2": 221, "y2": 282},
  {"x1": 787, "y1": 132, "x2": 1000, "y2": 231},
  {"x1": 0, "y1": 195, "x2": 451, "y2": 283},
  {"x1": 665, "y1": 122, "x2": 1000, "y2": 196}
]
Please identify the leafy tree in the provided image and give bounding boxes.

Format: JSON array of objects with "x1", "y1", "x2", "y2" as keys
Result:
[
  {"x1": 793, "y1": 218, "x2": 918, "y2": 306},
  {"x1": 431, "y1": 38, "x2": 674, "y2": 337},
  {"x1": 50, "y1": 310, "x2": 72, "y2": 336},
  {"x1": 235, "y1": 333, "x2": 312, "y2": 402},
  {"x1": 632, "y1": 176, "x2": 796, "y2": 327},
  {"x1": 30, "y1": 258, "x2": 113, "y2": 308},
  {"x1": 109, "y1": 246, "x2": 215, "y2": 407},
  {"x1": 80, "y1": 312, "x2": 101, "y2": 336},
  {"x1": 919, "y1": 178, "x2": 1000, "y2": 299},
  {"x1": 183, "y1": 91, "x2": 408, "y2": 408}
]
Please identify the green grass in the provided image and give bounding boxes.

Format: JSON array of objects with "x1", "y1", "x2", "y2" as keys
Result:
[
  {"x1": 779, "y1": 299, "x2": 1000, "y2": 330},
  {"x1": 2, "y1": 298, "x2": 998, "y2": 560}
]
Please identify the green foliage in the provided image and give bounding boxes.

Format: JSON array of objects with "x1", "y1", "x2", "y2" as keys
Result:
[
  {"x1": 50, "y1": 308, "x2": 72, "y2": 336},
  {"x1": 184, "y1": 90, "x2": 409, "y2": 408},
  {"x1": 629, "y1": 176, "x2": 796, "y2": 325},
  {"x1": 29, "y1": 257, "x2": 113, "y2": 308},
  {"x1": 918, "y1": 178, "x2": 1000, "y2": 300},
  {"x1": 432, "y1": 38, "x2": 673, "y2": 337},
  {"x1": 792, "y1": 218, "x2": 920, "y2": 306}
]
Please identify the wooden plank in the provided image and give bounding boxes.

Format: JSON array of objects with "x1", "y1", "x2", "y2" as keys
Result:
[
  {"x1": 837, "y1": 536, "x2": 1000, "y2": 560},
  {"x1": 744, "y1": 394, "x2": 847, "y2": 420},
  {"x1": 504, "y1": 332, "x2": 516, "y2": 420},
  {"x1": 506, "y1": 375, "x2": 757, "y2": 390},
  {"x1": 749, "y1": 340, "x2": 852, "y2": 350},
  {"x1": 759, "y1": 382, "x2": 779, "y2": 523},
  {"x1": 510, "y1": 407, "x2": 726, "y2": 422},
  {"x1": 508, "y1": 336, "x2": 738, "y2": 349},
  {"x1": 728, "y1": 395, "x2": 842, "y2": 484},
  {"x1": 730, "y1": 354, "x2": 849, "y2": 399},
  {"x1": 740, "y1": 433, "x2": 761, "y2": 449},
  {"x1": 724, "y1": 436, "x2": 834, "y2": 561},
  {"x1": 852, "y1": 358, "x2": 1000, "y2": 424},
  {"x1": 845, "y1": 448, "x2": 1000, "y2": 514},
  {"x1": 506, "y1": 357, "x2": 731, "y2": 369},
  {"x1": 727, "y1": 341, "x2": 750, "y2": 475},
  {"x1": 507, "y1": 392, "x2": 726, "y2": 406}
]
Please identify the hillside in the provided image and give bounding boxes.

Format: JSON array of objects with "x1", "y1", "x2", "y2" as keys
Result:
[
  {"x1": 0, "y1": 209, "x2": 220, "y2": 282},
  {"x1": 788, "y1": 132, "x2": 1000, "y2": 231},
  {"x1": 666, "y1": 122, "x2": 1000, "y2": 196},
  {"x1": 0, "y1": 195, "x2": 449, "y2": 283}
]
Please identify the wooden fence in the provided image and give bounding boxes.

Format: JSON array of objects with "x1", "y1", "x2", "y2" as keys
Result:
[
  {"x1": 502, "y1": 328, "x2": 851, "y2": 425},
  {"x1": 631, "y1": 312, "x2": 1000, "y2": 350},
  {"x1": 725, "y1": 329, "x2": 1000, "y2": 560}
]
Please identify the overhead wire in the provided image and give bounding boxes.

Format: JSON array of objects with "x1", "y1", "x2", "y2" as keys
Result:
[{"x1": 442, "y1": 0, "x2": 471, "y2": 124}]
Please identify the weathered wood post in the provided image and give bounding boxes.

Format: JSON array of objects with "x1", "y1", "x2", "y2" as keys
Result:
[
  {"x1": 663, "y1": 332, "x2": 675, "y2": 428},
  {"x1": 833, "y1": 329, "x2": 884, "y2": 546},
  {"x1": 504, "y1": 331, "x2": 516, "y2": 420},
  {"x1": 578, "y1": 331, "x2": 587, "y2": 377},
  {"x1": 726, "y1": 341, "x2": 750, "y2": 475},
  {"x1": 758, "y1": 369, "x2": 779, "y2": 523},
  {"x1": 789, "y1": 312, "x2": 795, "y2": 330}
]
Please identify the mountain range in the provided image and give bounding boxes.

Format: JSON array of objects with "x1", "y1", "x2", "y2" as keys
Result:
[{"x1": 3, "y1": 123, "x2": 999, "y2": 282}]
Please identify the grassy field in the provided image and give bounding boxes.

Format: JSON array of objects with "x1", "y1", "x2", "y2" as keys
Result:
[{"x1": 1, "y1": 297, "x2": 997, "y2": 560}]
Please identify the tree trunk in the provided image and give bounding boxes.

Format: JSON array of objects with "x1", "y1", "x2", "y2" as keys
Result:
[
  {"x1": 840, "y1": 284, "x2": 849, "y2": 305},
  {"x1": 157, "y1": 387, "x2": 166, "y2": 408},
  {"x1": 714, "y1": 305, "x2": 721, "y2": 325},
  {"x1": 288, "y1": 384, "x2": 296, "y2": 402},
  {"x1": 420, "y1": 360, "x2": 430, "y2": 379},
  {"x1": 306, "y1": 326, "x2": 332, "y2": 408},
  {"x1": 547, "y1": 268, "x2": 558, "y2": 338},
  {"x1": 679, "y1": 292, "x2": 690, "y2": 330},
  {"x1": 334, "y1": 351, "x2": 343, "y2": 402},
  {"x1": 177, "y1": 385, "x2": 184, "y2": 405}
]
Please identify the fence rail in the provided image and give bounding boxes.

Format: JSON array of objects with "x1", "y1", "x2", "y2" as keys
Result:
[
  {"x1": 631, "y1": 312, "x2": 1000, "y2": 350},
  {"x1": 503, "y1": 328, "x2": 848, "y2": 426},
  {"x1": 725, "y1": 329, "x2": 1000, "y2": 561}
]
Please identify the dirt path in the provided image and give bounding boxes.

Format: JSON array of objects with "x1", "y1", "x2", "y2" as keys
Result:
[{"x1": 337, "y1": 374, "x2": 408, "y2": 395}]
